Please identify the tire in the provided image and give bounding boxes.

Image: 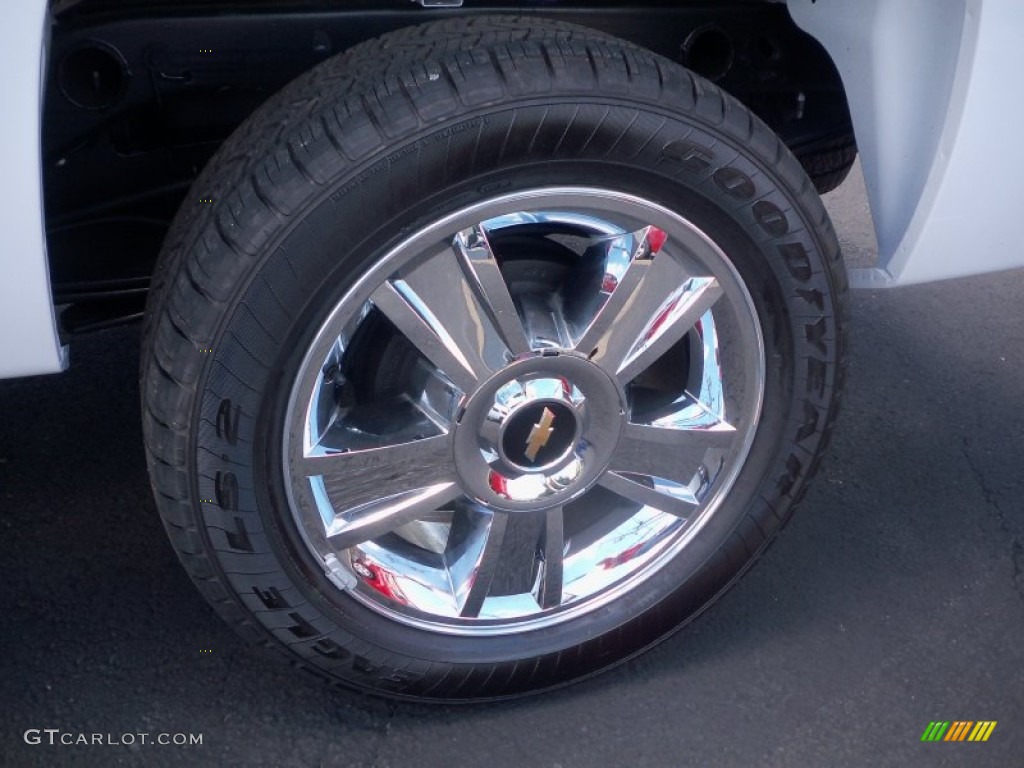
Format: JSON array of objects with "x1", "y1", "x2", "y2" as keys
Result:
[
  {"x1": 141, "y1": 15, "x2": 847, "y2": 702},
  {"x1": 795, "y1": 135, "x2": 858, "y2": 195}
]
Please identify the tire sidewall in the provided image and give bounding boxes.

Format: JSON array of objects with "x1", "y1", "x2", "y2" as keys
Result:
[{"x1": 186, "y1": 98, "x2": 840, "y2": 695}]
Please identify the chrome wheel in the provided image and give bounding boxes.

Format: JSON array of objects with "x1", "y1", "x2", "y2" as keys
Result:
[
  {"x1": 145, "y1": 19, "x2": 847, "y2": 698},
  {"x1": 284, "y1": 188, "x2": 765, "y2": 635}
]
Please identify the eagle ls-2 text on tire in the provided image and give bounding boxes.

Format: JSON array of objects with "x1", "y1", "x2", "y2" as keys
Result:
[{"x1": 141, "y1": 17, "x2": 847, "y2": 701}]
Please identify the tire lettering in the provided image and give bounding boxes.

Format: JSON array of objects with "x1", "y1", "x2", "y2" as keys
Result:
[
  {"x1": 288, "y1": 612, "x2": 317, "y2": 639},
  {"x1": 805, "y1": 317, "x2": 828, "y2": 354},
  {"x1": 215, "y1": 470, "x2": 239, "y2": 512},
  {"x1": 795, "y1": 401, "x2": 819, "y2": 443},
  {"x1": 351, "y1": 655, "x2": 377, "y2": 674},
  {"x1": 662, "y1": 139, "x2": 714, "y2": 175},
  {"x1": 378, "y1": 671, "x2": 415, "y2": 691},
  {"x1": 796, "y1": 288, "x2": 824, "y2": 311},
  {"x1": 216, "y1": 399, "x2": 241, "y2": 446},
  {"x1": 806, "y1": 357, "x2": 827, "y2": 397},
  {"x1": 226, "y1": 516, "x2": 253, "y2": 553},
  {"x1": 312, "y1": 638, "x2": 350, "y2": 660},
  {"x1": 712, "y1": 166, "x2": 755, "y2": 201},
  {"x1": 306, "y1": 638, "x2": 416, "y2": 690},
  {"x1": 778, "y1": 242, "x2": 813, "y2": 281},
  {"x1": 253, "y1": 586, "x2": 288, "y2": 610},
  {"x1": 753, "y1": 200, "x2": 789, "y2": 236}
]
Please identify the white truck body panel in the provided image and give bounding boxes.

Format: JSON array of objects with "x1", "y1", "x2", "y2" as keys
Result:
[
  {"x1": 790, "y1": 0, "x2": 1024, "y2": 287},
  {"x1": 0, "y1": 0, "x2": 67, "y2": 378},
  {"x1": 1, "y1": 1, "x2": 1022, "y2": 379}
]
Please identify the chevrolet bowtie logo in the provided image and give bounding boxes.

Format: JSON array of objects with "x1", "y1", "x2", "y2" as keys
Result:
[{"x1": 524, "y1": 407, "x2": 557, "y2": 462}]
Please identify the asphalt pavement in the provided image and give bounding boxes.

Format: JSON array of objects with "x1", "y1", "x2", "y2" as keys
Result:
[{"x1": 1, "y1": 165, "x2": 1022, "y2": 767}]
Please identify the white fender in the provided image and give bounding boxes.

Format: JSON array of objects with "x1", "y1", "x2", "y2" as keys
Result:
[
  {"x1": 790, "y1": 0, "x2": 1024, "y2": 287},
  {"x1": 0, "y1": 0, "x2": 67, "y2": 377}
]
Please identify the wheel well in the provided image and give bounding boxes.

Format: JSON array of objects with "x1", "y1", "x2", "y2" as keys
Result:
[{"x1": 43, "y1": 0, "x2": 851, "y2": 334}]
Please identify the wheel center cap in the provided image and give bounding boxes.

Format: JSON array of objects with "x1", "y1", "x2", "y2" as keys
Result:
[
  {"x1": 501, "y1": 400, "x2": 578, "y2": 471},
  {"x1": 452, "y1": 352, "x2": 625, "y2": 513}
]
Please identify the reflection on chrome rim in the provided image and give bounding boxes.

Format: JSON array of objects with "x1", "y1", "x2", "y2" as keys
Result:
[{"x1": 283, "y1": 188, "x2": 765, "y2": 636}]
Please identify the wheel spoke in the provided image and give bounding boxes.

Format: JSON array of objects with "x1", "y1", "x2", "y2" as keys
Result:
[
  {"x1": 302, "y1": 435, "x2": 461, "y2": 549},
  {"x1": 371, "y1": 231, "x2": 528, "y2": 392},
  {"x1": 454, "y1": 225, "x2": 532, "y2": 356},
  {"x1": 479, "y1": 512, "x2": 548, "y2": 603},
  {"x1": 577, "y1": 234, "x2": 722, "y2": 385},
  {"x1": 536, "y1": 506, "x2": 565, "y2": 609},
  {"x1": 445, "y1": 507, "x2": 509, "y2": 618},
  {"x1": 616, "y1": 277, "x2": 722, "y2": 385},
  {"x1": 598, "y1": 471, "x2": 696, "y2": 517},
  {"x1": 369, "y1": 281, "x2": 482, "y2": 392},
  {"x1": 607, "y1": 421, "x2": 734, "y2": 488},
  {"x1": 572, "y1": 225, "x2": 662, "y2": 356}
]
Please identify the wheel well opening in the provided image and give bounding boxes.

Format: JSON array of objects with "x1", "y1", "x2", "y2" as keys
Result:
[{"x1": 683, "y1": 25, "x2": 735, "y2": 82}]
